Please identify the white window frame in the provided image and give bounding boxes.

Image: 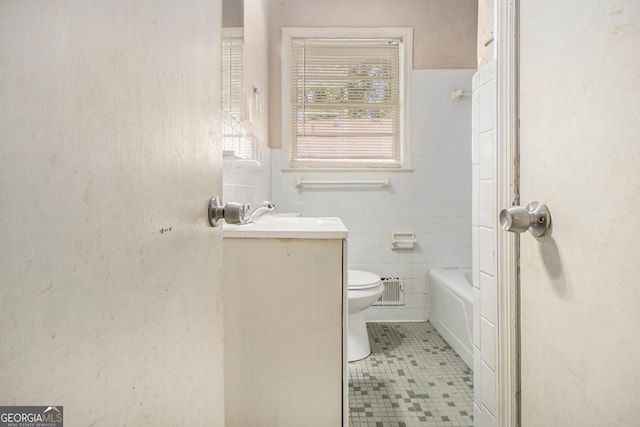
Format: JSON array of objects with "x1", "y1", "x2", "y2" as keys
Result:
[{"x1": 281, "y1": 27, "x2": 413, "y2": 170}]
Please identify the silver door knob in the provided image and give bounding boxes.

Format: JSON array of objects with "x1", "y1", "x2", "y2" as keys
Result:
[
  {"x1": 499, "y1": 201, "x2": 551, "y2": 237},
  {"x1": 208, "y1": 196, "x2": 250, "y2": 227}
]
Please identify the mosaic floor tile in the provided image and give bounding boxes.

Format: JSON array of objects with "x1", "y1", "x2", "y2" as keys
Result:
[{"x1": 349, "y1": 322, "x2": 473, "y2": 427}]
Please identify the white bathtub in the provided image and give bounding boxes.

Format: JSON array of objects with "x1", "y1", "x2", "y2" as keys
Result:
[{"x1": 429, "y1": 268, "x2": 473, "y2": 369}]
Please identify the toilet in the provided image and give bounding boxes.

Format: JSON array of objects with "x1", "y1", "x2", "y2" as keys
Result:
[{"x1": 347, "y1": 269, "x2": 384, "y2": 362}]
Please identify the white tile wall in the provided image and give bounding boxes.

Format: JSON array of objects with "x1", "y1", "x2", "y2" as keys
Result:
[
  {"x1": 272, "y1": 69, "x2": 475, "y2": 322},
  {"x1": 472, "y1": 61, "x2": 497, "y2": 427},
  {"x1": 223, "y1": 145, "x2": 272, "y2": 207},
  {"x1": 480, "y1": 360, "x2": 497, "y2": 416}
]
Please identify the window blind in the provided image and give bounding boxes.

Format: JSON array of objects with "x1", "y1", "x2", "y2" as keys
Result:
[
  {"x1": 289, "y1": 38, "x2": 401, "y2": 165},
  {"x1": 221, "y1": 37, "x2": 244, "y2": 122}
]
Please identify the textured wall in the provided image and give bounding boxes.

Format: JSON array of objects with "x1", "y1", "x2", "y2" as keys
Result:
[{"x1": 477, "y1": 0, "x2": 494, "y2": 67}]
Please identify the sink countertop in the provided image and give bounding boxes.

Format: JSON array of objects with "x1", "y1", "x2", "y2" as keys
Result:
[{"x1": 222, "y1": 216, "x2": 348, "y2": 239}]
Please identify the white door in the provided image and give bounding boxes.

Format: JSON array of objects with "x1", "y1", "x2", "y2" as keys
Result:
[
  {"x1": 0, "y1": 2, "x2": 225, "y2": 425},
  {"x1": 519, "y1": 1, "x2": 640, "y2": 425}
]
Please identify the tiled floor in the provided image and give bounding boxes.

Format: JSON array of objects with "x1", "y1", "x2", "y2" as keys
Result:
[{"x1": 349, "y1": 322, "x2": 474, "y2": 427}]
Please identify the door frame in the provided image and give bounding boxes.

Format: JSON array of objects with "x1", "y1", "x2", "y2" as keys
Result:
[{"x1": 495, "y1": 0, "x2": 520, "y2": 426}]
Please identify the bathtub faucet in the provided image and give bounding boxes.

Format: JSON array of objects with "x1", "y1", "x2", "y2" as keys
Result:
[{"x1": 246, "y1": 201, "x2": 276, "y2": 222}]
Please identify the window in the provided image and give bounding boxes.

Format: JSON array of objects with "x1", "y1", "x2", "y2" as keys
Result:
[{"x1": 282, "y1": 28, "x2": 412, "y2": 169}]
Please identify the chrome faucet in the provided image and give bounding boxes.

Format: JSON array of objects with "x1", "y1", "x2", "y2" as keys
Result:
[{"x1": 246, "y1": 201, "x2": 276, "y2": 223}]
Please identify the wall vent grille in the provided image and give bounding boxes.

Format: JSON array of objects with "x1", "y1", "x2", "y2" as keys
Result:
[{"x1": 374, "y1": 277, "x2": 404, "y2": 306}]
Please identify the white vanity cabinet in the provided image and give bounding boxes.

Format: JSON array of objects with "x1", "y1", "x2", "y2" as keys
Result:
[{"x1": 223, "y1": 218, "x2": 347, "y2": 427}]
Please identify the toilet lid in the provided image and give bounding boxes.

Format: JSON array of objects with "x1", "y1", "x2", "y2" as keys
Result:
[{"x1": 348, "y1": 270, "x2": 382, "y2": 290}]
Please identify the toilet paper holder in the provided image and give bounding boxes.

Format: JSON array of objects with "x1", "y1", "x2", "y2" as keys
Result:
[
  {"x1": 499, "y1": 201, "x2": 551, "y2": 238},
  {"x1": 391, "y1": 232, "x2": 417, "y2": 250}
]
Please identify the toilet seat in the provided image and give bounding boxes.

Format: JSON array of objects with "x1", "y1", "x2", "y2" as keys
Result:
[{"x1": 348, "y1": 270, "x2": 382, "y2": 290}]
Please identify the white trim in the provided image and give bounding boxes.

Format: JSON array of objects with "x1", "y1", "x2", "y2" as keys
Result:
[
  {"x1": 495, "y1": 1, "x2": 520, "y2": 427},
  {"x1": 281, "y1": 27, "x2": 413, "y2": 170}
]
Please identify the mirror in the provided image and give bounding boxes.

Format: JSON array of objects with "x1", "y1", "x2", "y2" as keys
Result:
[
  {"x1": 222, "y1": 0, "x2": 244, "y2": 123},
  {"x1": 222, "y1": 0, "x2": 254, "y2": 161}
]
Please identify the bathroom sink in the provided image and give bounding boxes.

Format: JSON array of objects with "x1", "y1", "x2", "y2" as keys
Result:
[{"x1": 223, "y1": 215, "x2": 348, "y2": 239}]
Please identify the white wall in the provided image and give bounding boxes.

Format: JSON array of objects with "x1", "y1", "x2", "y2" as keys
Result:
[
  {"x1": 243, "y1": 0, "x2": 270, "y2": 144},
  {"x1": 272, "y1": 69, "x2": 474, "y2": 322},
  {"x1": 477, "y1": 0, "x2": 494, "y2": 67},
  {"x1": 472, "y1": 61, "x2": 497, "y2": 427}
]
